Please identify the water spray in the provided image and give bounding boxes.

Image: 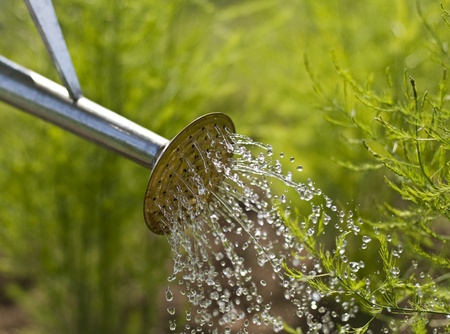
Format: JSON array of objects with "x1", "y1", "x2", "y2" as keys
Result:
[{"x1": 0, "y1": 0, "x2": 235, "y2": 234}]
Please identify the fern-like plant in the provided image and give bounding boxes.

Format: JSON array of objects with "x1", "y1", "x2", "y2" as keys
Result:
[{"x1": 283, "y1": 5, "x2": 450, "y2": 333}]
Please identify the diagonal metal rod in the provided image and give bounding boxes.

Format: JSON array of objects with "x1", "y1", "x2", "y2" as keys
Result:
[
  {"x1": 24, "y1": 0, "x2": 82, "y2": 100},
  {"x1": 0, "y1": 56, "x2": 169, "y2": 170}
]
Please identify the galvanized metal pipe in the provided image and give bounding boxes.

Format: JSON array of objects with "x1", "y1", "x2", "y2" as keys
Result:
[{"x1": 0, "y1": 56, "x2": 169, "y2": 170}]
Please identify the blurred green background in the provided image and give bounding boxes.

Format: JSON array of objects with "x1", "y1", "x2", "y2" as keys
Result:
[{"x1": 0, "y1": 0, "x2": 446, "y2": 332}]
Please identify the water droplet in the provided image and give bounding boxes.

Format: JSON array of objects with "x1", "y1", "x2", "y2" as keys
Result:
[
  {"x1": 286, "y1": 172, "x2": 292, "y2": 181},
  {"x1": 341, "y1": 313, "x2": 350, "y2": 322},
  {"x1": 165, "y1": 287, "x2": 173, "y2": 302},
  {"x1": 169, "y1": 319, "x2": 176, "y2": 331},
  {"x1": 390, "y1": 267, "x2": 400, "y2": 278},
  {"x1": 349, "y1": 262, "x2": 361, "y2": 273},
  {"x1": 296, "y1": 165, "x2": 303, "y2": 171},
  {"x1": 290, "y1": 157, "x2": 295, "y2": 163},
  {"x1": 362, "y1": 236, "x2": 372, "y2": 243},
  {"x1": 252, "y1": 314, "x2": 262, "y2": 325}
]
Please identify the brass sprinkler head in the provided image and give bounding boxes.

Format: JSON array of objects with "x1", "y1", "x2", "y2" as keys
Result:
[{"x1": 144, "y1": 113, "x2": 235, "y2": 234}]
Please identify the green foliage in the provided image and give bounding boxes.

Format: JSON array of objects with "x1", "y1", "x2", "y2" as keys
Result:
[
  {"x1": 283, "y1": 3, "x2": 450, "y2": 332},
  {"x1": 1, "y1": 0, "x2": 450, "y2": 332}
]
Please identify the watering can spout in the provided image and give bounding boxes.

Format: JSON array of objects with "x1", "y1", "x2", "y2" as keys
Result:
[
  {"x1": 1, "y1": 1, "x2": 168, "y2": 168},
  {"x1": 0, "y1": 56, "x2": 235, "y2": 234},
  {"x1": 0, "y1": 55, "x2": 168, "y2": 169}
]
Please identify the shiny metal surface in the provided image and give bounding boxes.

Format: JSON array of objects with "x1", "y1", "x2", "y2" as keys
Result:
[
  {"x1": 144, "y1": 113, "x2": 235, "y2": 235},
  {"x1": 0, "y1": 56, "x2": 236, "y2": 235},
  {"x1": 0, "y1": 56, "x2": 168, "y2": 169},
  {"x1": 24, "y1": 0, "x2": 82, "y2": 100}
]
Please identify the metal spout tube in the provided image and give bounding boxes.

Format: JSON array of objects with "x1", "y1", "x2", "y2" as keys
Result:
[{"x1": 0, "y1": 56, "x2": 169, "y2": 170}]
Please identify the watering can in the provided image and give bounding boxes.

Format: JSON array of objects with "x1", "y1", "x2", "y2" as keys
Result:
[{"x1": 0, "y1": 0, "x2": 235, "y2": 234}]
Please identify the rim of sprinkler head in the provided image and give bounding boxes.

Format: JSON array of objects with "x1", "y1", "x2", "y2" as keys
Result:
[{"x1": 143, "y1": 113, "x2": 235, "y2": 235}]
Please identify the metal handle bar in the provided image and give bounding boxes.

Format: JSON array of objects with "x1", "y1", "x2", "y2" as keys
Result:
[{"x1": 24, "y1": 0, "x2": 82, "y2": 100}]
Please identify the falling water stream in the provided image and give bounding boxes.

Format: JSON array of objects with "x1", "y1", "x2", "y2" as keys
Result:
[
  {"x1": 151, "y1": 123, "x2": 346, "y2": 333},
  {"x1": 153, "y1": 125, "x2": 445, "y2": 333}
]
